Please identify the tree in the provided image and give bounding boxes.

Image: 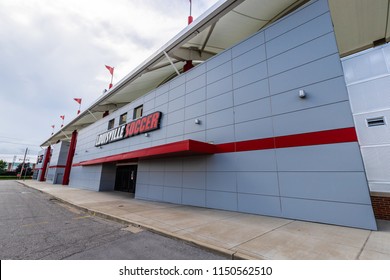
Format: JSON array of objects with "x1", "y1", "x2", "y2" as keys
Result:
[
  {"x1": 0, "y1": 160, "x2": 7, "y2": 174},
  {"x1": 15, "y1": 163, "x2": 33, "y2": 176}
]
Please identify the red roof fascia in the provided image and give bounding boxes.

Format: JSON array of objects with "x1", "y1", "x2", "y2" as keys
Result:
[{"x1": 78, "y1": 139, "x2": 216, "y2": 166}]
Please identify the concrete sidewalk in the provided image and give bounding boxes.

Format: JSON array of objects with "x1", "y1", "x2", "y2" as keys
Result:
[{"x1": 17, "y1": 180, "x2": 390, "y2": 260}]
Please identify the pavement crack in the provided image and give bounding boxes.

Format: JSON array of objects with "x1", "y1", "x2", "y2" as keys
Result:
[
  {"x1": 230, "y1": 220, "x2": 295, "y2": 250},
  {"x1": 356, "y1": 231, "x2": 371, "y2": 260}
]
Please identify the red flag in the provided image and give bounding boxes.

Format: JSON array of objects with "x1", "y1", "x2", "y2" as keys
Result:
[
  {"x1": 60, "y1": 115, "x2": 65, "y2": 120},
  {"x1": 105, "y1": 65, "x2": 114, "y2": 75},
  {"x1": 73, "y1": 98, "x2": 82, "y2": 104}
]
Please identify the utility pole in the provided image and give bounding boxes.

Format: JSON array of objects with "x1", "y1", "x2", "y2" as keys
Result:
[{"x1": 20, "y1": 147, "x2": 28, "y2": 181}]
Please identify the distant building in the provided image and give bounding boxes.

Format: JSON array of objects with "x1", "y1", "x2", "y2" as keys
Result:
[{"x1": 0, "y1": 154, "x2": 37, "y2": 172}]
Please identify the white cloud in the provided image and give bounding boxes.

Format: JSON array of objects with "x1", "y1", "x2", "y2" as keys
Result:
[{"x1": 0, "y1": 0, "x2": 219, "y2": 156}]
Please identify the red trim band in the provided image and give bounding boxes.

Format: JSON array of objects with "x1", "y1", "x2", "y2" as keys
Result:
[
  {"x1": 48, "y1": 165, "x2": 66, "y2": 169},
  {"x1": 217, "y1": 127, "x2": 358, "y2": 153},
  {"x1": 73, "y1": 127, "x2": 358, "y2": 166},
  {"x1": 75, "y1": 140, "x2": 215, "y2": 166},
  {"x1": 275, "y1": 127, "x2": 358, "y2": 149}
]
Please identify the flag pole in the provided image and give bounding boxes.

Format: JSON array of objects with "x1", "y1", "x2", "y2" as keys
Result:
[
  {"x1": 74, "y1": 98, "x2": 82, "y2": 114},
  {"x1": 185, "y1": 0, "x2": 194, "y2": 69},
  {"x1": 109, "y1": 68, "x2": 114, "y2": 89},
  {"x1": 105, "y1": 65, "x2": 115, "y2": 89},
  {"x1": 188, "y1": 0, "x2": 193, "y2": 24}
]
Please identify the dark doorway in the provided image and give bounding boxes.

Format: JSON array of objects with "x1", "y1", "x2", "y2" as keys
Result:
[{"x1": 114, "y1": 165, "x2": 137, "y2": 193}]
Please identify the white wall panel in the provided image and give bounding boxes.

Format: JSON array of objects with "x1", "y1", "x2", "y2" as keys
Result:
[
  {"x1": 360, "y1": 146, "x2": 390, "y2": 182},
  {"x1": 354, "y1": 110, "x2": 390, "y2": 146},
  {"x1": 347, "y1": 76, "x2": 390, "y2": 114},
  {"x1": 343, "y1": 42, "x2": 390, "y2": 193}
]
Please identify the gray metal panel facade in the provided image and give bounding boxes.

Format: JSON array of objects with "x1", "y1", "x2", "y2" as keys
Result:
[
  {"x1": 46, "y1": 141, "x2": 69, "y2": 184},
  {"x1": 69, "y1": 0, "x2": 376, "y2": 230}
]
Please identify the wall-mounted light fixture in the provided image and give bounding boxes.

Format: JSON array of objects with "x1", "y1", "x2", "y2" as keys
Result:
[
  {"x1": 299, "y1": 89, "x2": 306, "y2": 98},
  {"x1": 194, "y1": 118, "x2": 201, "y2": 124},
  {"x1": 144, "y1": 133, "x2": 150, "y2": 137}
]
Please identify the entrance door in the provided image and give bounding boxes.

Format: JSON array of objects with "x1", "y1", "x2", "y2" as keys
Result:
[{"x1": 114, "y1": 165, "x2": 137, "y2": 193}]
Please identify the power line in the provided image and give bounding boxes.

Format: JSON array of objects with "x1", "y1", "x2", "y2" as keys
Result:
[
  {"x1": 0, "y1": 140, "x2": 40, "y2": 147},
  {"x1": 0, "y1": 135, "x2": 26, "y2": 140}
]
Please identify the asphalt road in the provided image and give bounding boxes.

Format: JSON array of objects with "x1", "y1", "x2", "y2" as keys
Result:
[{"x1": 0, "y1": 181, "x2": 227, "y2": 260}]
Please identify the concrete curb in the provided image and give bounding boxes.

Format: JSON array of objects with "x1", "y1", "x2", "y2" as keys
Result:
[{"x1": 17, "y1": 181, "x2": 254, "y2": 260}]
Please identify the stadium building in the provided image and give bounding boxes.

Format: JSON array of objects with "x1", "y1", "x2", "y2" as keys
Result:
[{"x1": 36, "y1": 0, "x2": 390, "y2": 230}]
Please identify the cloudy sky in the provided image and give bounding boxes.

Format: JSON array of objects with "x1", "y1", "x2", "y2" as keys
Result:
[{"x1": 0, "y1": 0, "x2": 219, "y2": 159}]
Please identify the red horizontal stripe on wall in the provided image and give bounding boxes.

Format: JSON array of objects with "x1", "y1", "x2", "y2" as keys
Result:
[
  {"x1": 48, "y1": 165, "x2": 66, "y2": 169},
  {"x1": 274, "y1": 127, "x2": 358, "y2": 149},
  {"x1": 235, "y1": 137, "x2": 275, "y2": 152},
  {"x1": 73, "y1": 127, "x2": 358, "y2": 166},
  {"x1": 214, "y1": 127, "x2": 357, "y2": 153},
  {"x1": 215, "y1": 142, "x2": 235, "y2": 153}
]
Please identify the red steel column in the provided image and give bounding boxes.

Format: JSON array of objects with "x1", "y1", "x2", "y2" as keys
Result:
[
  {"x1": 62, "y1": 130, "x2": 78, "y2": 185},
  {"x1": 39, "y1": 146, "x2": 51, "y2": 182}
]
